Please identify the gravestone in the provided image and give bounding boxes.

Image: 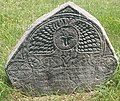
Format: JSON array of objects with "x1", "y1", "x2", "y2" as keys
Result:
[{"x1": 6, "y1": 2, "x2": 118, "y2": 93}]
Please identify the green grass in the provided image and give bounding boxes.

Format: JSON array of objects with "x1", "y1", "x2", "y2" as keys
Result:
[{"x1": 0, "y1": 0, "x2": 120, "y2": 100}]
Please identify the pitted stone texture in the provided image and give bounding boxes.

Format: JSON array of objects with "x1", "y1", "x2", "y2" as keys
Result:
[{"x1": 6, "y1": 2, "x2": 118, "y2": 93}]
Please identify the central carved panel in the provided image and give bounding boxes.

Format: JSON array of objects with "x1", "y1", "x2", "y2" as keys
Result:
[{"x1": 54, "y1": 26, "x2": 79, "y2": 50}]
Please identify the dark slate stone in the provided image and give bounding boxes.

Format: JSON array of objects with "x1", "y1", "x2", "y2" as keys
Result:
[{"x1": 5, "y1": 2, "x2": 118, "y2": 94}]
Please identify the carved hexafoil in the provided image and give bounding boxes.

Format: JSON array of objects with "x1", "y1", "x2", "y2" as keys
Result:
[{"x1": 6, "y1": 2, "x2": 118, "y2": 93}]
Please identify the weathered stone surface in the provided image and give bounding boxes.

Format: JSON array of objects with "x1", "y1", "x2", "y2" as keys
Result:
[{"x1": 6, "y1": 2, "x2": 118, "y2": 93}]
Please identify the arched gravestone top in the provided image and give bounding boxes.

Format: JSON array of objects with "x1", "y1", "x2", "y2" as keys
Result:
[{"x1": 6, "y1": 2, "x2": 118, "y2": 93}]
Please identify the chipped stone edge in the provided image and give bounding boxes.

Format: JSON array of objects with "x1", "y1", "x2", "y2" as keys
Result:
[{"x1": 5, "y1": 1, "x2": 118, "y2": 68}]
